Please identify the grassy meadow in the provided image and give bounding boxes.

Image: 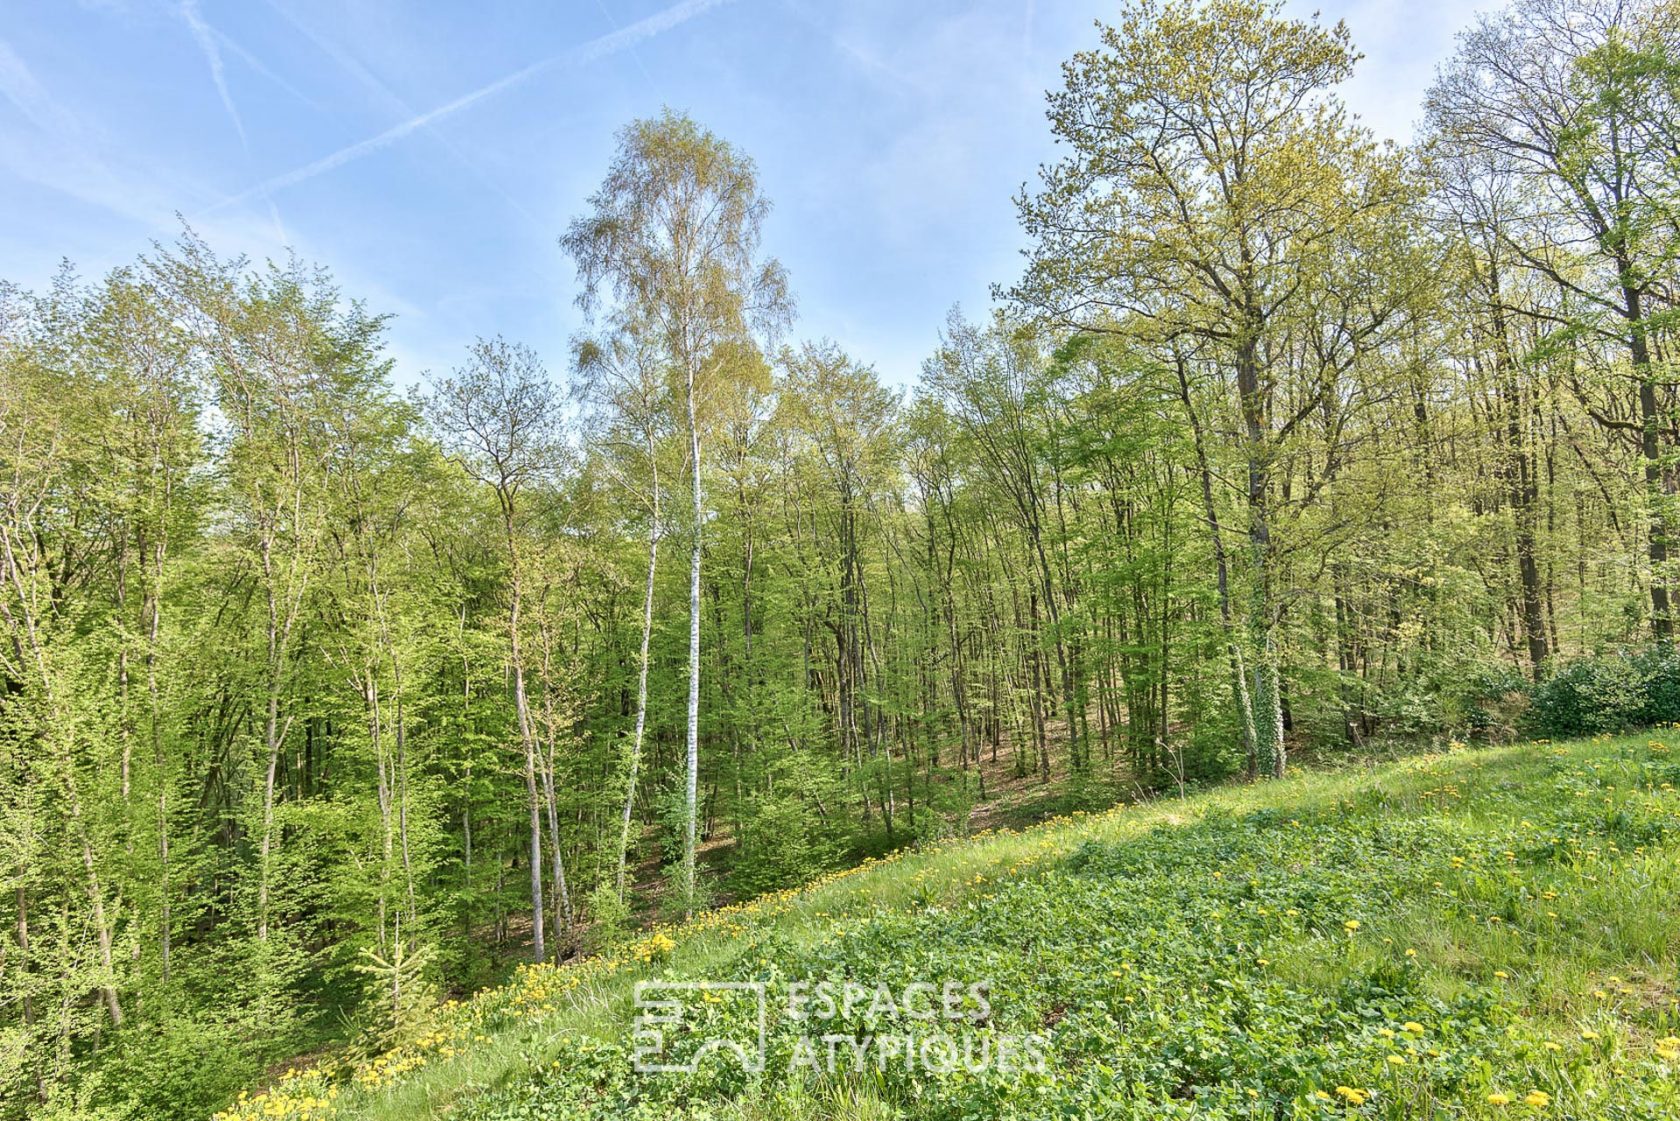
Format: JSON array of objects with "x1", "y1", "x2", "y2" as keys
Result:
[{"x1": 214, "y1": 734, "x2": 1680, "y2": 1120}]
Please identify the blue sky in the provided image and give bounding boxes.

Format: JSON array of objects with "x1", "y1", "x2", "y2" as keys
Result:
[{"x1": 2, "y1": 0, "x2": 1484, "y2": 388}]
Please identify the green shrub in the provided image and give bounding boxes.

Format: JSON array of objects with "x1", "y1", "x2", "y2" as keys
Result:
[
  {"x1": 1526, "y1": 645, "x2": 1680, "y2": 736},
  {"x1": 1463, "y1": 663, "x2": 1532, "y2": 740},
  {"x1": 583, "y1": 881, "x2": 633, "y2": 955},
  {"x1": 1180, "y1": 710, "x2": 1244, "y2": 784},
  {"x1": 727, "y1": 793, "x2": 842, "y2": 897},
  {"x1": 1635, "y1": 644, "x2": 1680, "y2": 724},
  {"x1": 93, "y1": 1012, "x2": 262, "y2": 1121}
]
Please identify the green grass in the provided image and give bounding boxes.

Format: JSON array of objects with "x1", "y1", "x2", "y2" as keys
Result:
[{"x1": 221, "y1": 736, "x2": 1680, "y2": 1120}]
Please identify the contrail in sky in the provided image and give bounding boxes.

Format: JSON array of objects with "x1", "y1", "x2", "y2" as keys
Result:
[
  {"x1": 207, "y1": 0, "x2": 733, "y2": 212},
  {"x1": 181, "y1": 0, "x2": 247, "y2": 148}
]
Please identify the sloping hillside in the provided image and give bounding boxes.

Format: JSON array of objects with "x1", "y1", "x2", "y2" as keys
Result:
[{"x1": 219, "y1": 737, "x2": 1680, "y2": 1121}]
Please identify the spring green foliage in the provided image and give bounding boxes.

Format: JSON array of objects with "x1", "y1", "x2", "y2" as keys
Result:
[
  {"x1": 7, "y1": 0, "x2": 1680, "y2": 1116},
  {"x1": 218, "y1": 735, "x2": 1680, "y2": 1120}
]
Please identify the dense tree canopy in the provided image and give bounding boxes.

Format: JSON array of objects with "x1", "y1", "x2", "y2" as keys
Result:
[{"x1": 6, "y1": 2, "x2": 1680, "y2": 1116}]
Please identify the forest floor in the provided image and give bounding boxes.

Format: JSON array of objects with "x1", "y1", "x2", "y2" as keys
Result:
[
  {"x1": 605, "y1": 726, "x2": 1141, "y2": 933},
  {"x1": 474, "y1": 729, "x2": 1134, "y2": 988},
  {"x1": 220, "y1": 732, "x2": 1680, "y2": 1121}
]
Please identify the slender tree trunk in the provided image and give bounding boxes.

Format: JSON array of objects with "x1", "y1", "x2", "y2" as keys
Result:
[
  {"x1": 535, "y1": 610, "x2": 573, "y2": 939},
  {"x1": 0, "y1": 536, "x2": 125, "y2": 1025},
  {"x1": 1490, "y1": 279, "x2": 1549, "y2": 674},
  {"x1": 1627, "y1": 285, "x2": 1672, "y2": 641},
  {"x1": 1234, "y1": 332, "x2": 1286, "y2": 779},
  {"x1": 144, "y1": 537, "x2": 171, "y2": 981},
  {"x1": 542, "y1": 748, "x2": 571, "y2": 939},
  {"x1": 618, "y1": 506, "x2": 659, "y2": 897},
  {"x1": 16, "y1": 885, "x2": 42, "y2": 1100},
  {"x1": 257, "y1": 538, "x2": 280, "y2": 943},
  {"x1": 394, "y1": 683, "x2": 417, "y2": 926},
  {"x1": 683, "y1": 367, "x2": 703, "y2": 917},
  {"x1": 505, "y1": 512, "x2": 545, "y2": 963},
  {"x1": 1175, "y1": 354, "x2": 1258, "y2": 773},
  {"x1": 368, "y1": 677, "x2": 393, "y2": 950}
]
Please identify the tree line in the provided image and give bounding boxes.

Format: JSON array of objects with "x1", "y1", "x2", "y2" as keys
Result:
[{"x1": 5, "y1": 0, "x2": 1680, "y2": 1115}]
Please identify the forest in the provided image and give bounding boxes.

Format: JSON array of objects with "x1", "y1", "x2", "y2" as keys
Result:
[{"x1": 5, "y1": 0, "x2": 1680, "y2": 1116}]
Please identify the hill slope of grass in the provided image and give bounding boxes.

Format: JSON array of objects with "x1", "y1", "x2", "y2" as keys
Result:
[{"x1": 221, "y1": 737, "x2": 1680, "y2": 1121}]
